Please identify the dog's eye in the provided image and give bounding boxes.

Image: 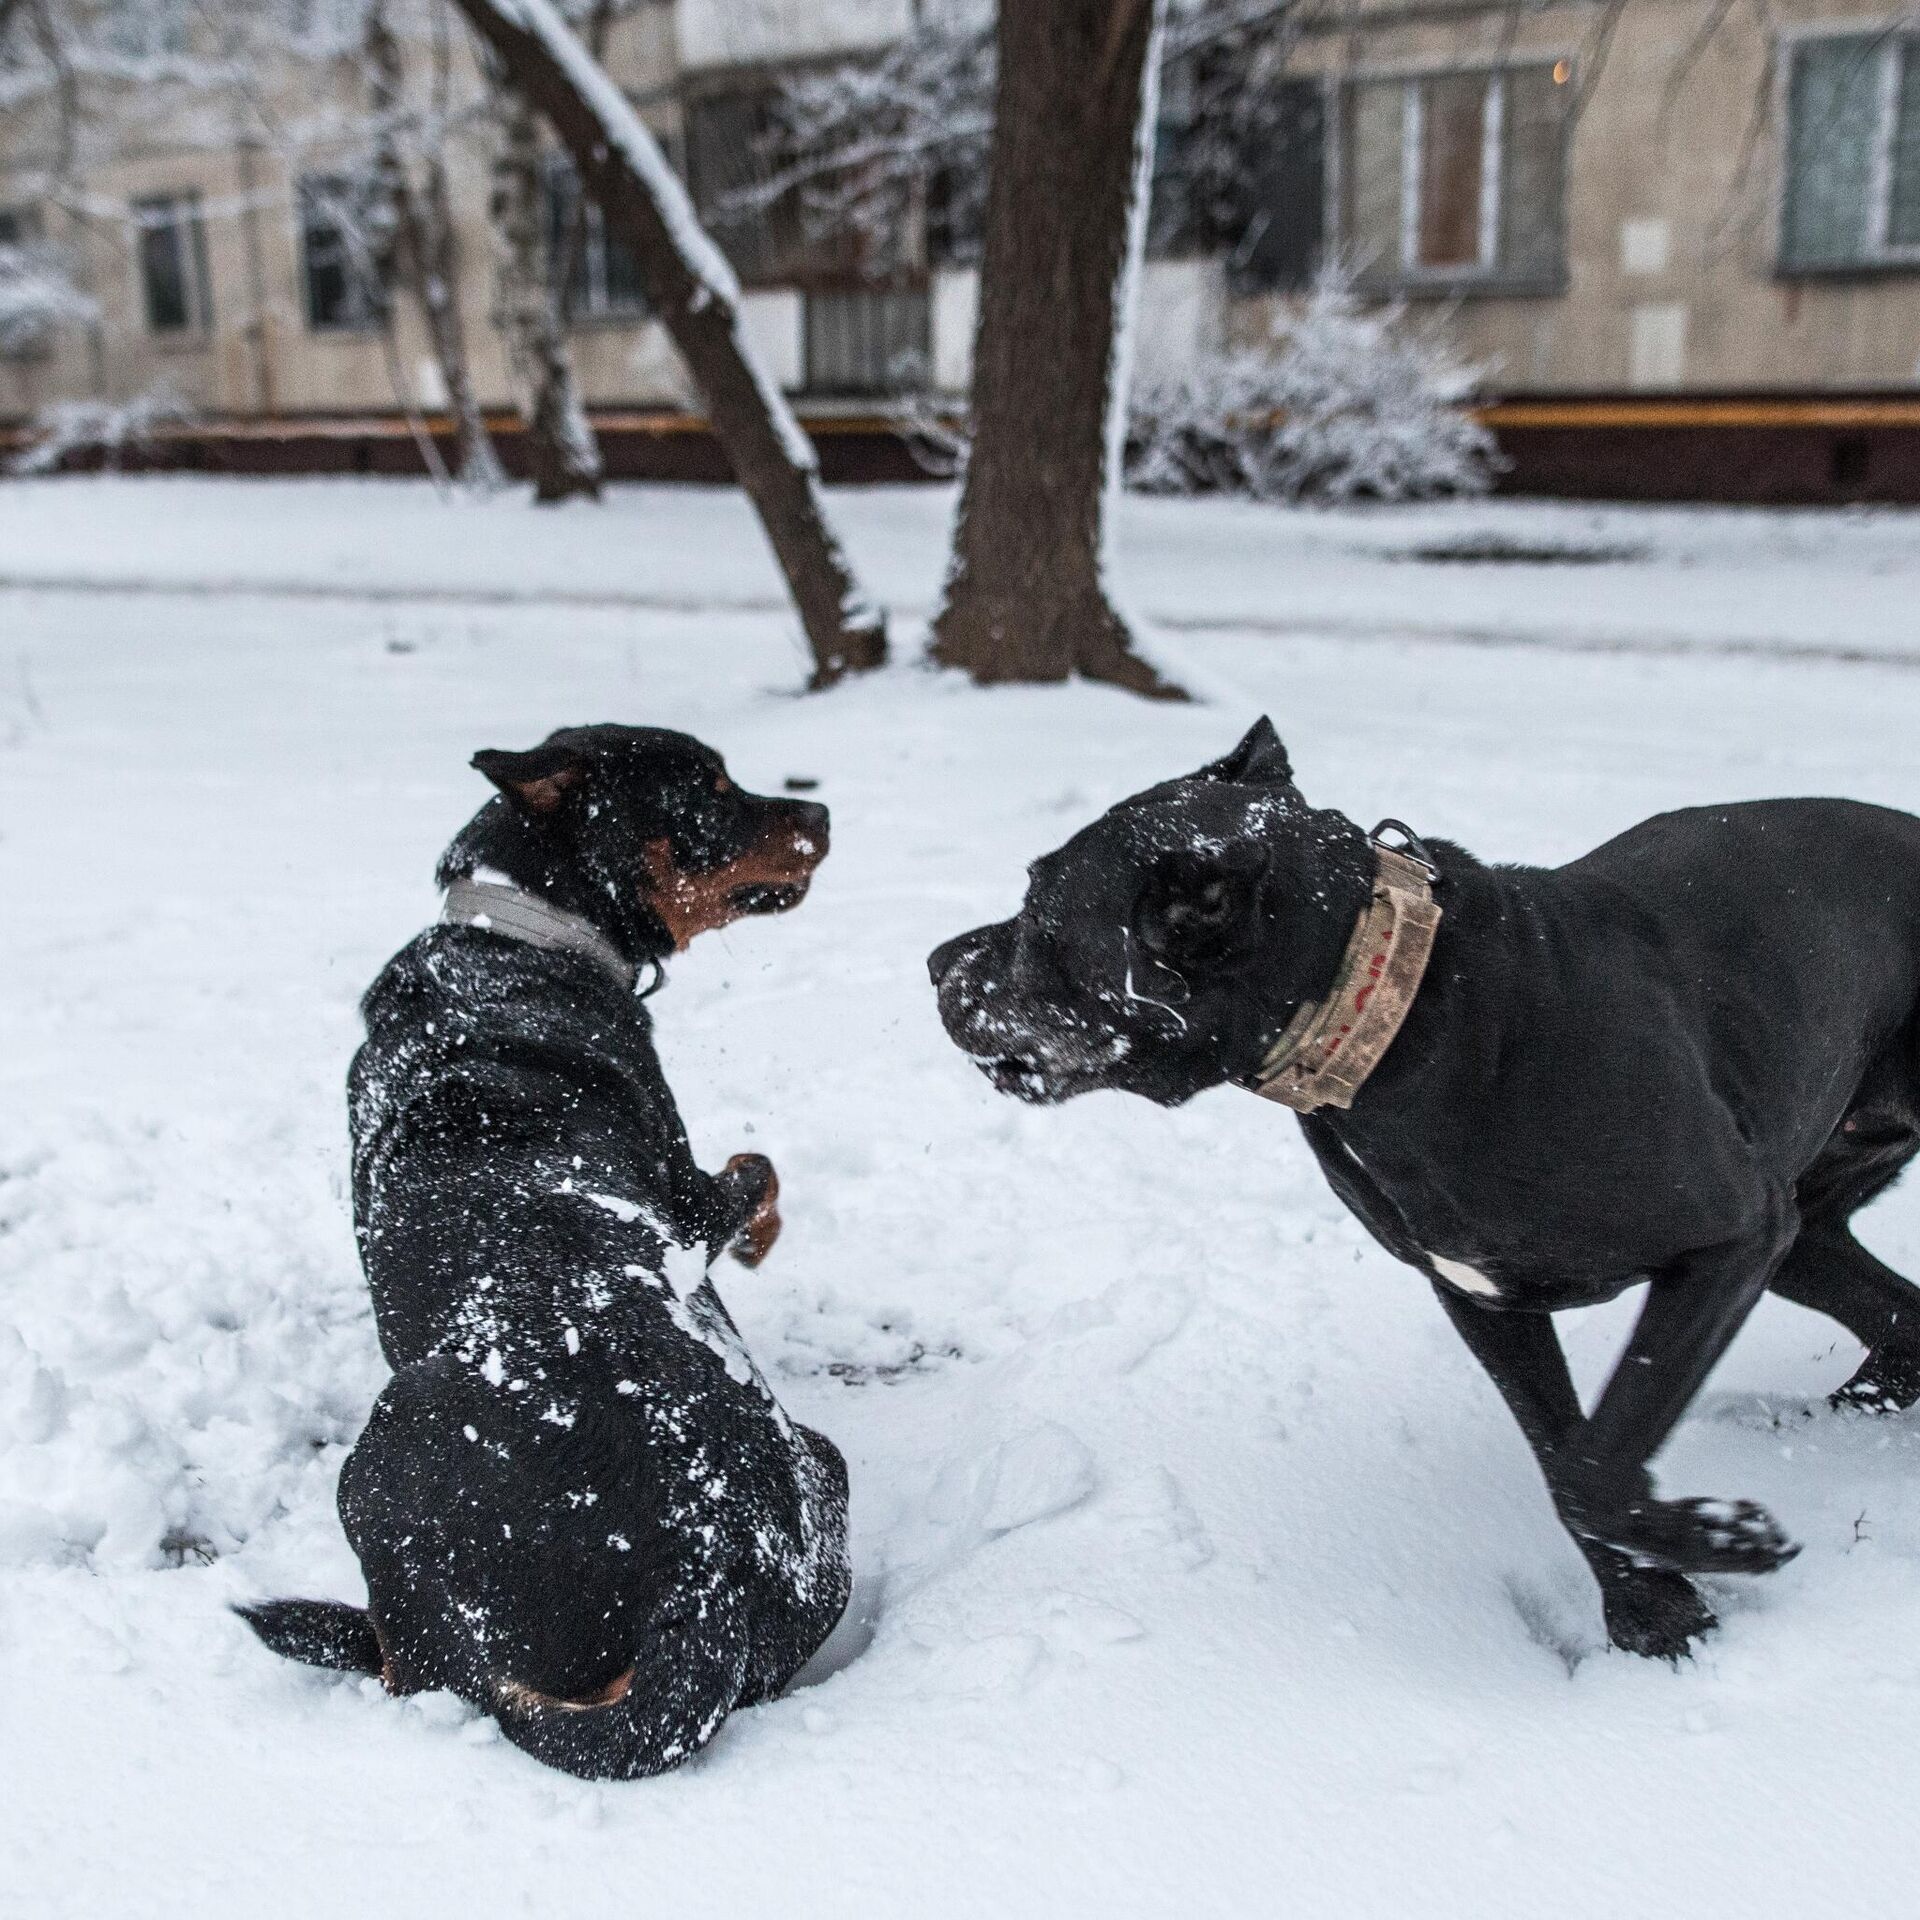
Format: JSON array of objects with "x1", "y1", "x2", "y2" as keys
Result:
[
  {"x1": 714, "y1": 774, "x2": 734, "y2": 794},
  {"x1": 1166, "y1": 881, "x2": 1230, "y2": 930},
  {"x1": 1138, "y1": 862, "x2": 1257, "y2": 968}
]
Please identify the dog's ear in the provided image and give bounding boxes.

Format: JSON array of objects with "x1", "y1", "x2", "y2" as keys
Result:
[
  {"x1": 1136, "y1": 843, "x2": 1268, "y2": 966},
  {"x1": 1198, "y1": 717, "x2": 1292, "y2": 786},
  {"x1": 472, "y1": 741, "x2": 590, "y2": 817},
  {"x1": 234, "y1": 1598, "x2": 385, "y2": 1676}
]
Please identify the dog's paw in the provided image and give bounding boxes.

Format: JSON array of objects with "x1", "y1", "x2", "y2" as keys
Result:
[
  {"x1": 719, "y1": 1152, "x2": 781, "y2": 1268},
  {"x1": 1831, "y1": 1343, "x2": 1920, "y2": 1414},
  {"x1": 1583, "y1": 1495, "x2": 1800, "y2": 1577},
  {"x1": 1597, "y1": 1567, "x2": 1718, "y2": 1662}
]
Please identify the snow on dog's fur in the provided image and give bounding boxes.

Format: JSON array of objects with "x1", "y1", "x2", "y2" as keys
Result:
[{"x1": 239, "y1": 725, "x2": 848, "y2": 1779}]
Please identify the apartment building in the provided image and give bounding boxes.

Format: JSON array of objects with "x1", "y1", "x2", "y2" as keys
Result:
[{"x1": 1, "y1": 0, "x2": 1917, "y2": 497}]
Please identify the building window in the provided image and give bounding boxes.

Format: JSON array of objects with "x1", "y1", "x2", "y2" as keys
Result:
[
  {"x1": 1341, "y1": 63, "x2": 1569, "y2": 293},
  {"x1": 689, "y1": 83, "x2": 924, "y2": 298},
  {"x1": 545, "y1": 165, "x2": 648, "y2": 320},
  {"x1": 1780, "y1": 33, "x2": 1920, "y2": 273},
  {"x1": 297, "y1": 175, "x2": 387, "y2": 332},
  {"x1": 687, "y1": 89, "x2": 811, "y2": 286},
  {"x1": 804, "y1": 286, "x2": 930, "y2": 395},
  {"x1": 134, "y1": 193, "x2": 211, "y2": 336},
  {"x1": 1231, "y1": 79, "x2": 1328, "y2": 293},
  {"x1": 1138, "y1": 60, "x2": 1327, "y2": 291}
]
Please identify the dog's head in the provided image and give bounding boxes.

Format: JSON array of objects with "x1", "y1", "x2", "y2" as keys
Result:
[
  {"x1": 449, "y1": 725, "x2": 830, "y2": 958},
  {"x1": 240, "y1": 1342, "x2": 845, "y2": 1779},
  {"x1": 928, "y1": 720, "x2": 1374, "y2": 1106}
]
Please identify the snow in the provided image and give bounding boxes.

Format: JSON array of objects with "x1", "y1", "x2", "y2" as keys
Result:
[
  {"x1": 5, "y1": 476, "x2": 1920, "y2": 1915},
  {"x1": 676, "y1": 0, "x2": 913, "y2": 73},
  {"x1": 6, "y1": 385, "x2": 196, "y2": 478},
  {"x1": 2, "y1": 476, "x2": 1916, "y2": 663}
]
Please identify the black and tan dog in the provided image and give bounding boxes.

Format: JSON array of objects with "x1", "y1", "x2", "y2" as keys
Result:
[
  {"x1": 930, "y1": 719, "x2": 1920, "y2": 1659},
  {"x1": 241, "y1": 725, "x2": 850, "y2": 1777}
]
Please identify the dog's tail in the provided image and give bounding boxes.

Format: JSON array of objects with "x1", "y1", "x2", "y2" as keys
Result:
[
  {"x1": 234, "y1": 1598, "x2": 385, "y2": 1678},
  {"x1": 489, "y1": 1597, "x2": 752, "y2": 1781}
]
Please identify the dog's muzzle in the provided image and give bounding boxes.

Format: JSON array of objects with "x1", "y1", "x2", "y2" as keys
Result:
[
  {"x1": 928, "y1": 924, "x2": 1006, "y2": 1053},
  {"x1": 928, "y1": 924, "x2": 1101, "y2": 1104}
]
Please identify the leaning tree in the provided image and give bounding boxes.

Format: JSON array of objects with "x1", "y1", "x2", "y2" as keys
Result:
[{"x1": 445, "y1": 0, "x2": 888, "y2": 688}]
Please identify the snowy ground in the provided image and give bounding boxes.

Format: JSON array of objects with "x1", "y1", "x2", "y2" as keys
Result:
[{"x1": 4, "y1": 478, "x2": 1920, "y2": 1918}]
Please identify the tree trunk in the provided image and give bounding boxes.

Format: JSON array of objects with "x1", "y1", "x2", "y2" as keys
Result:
[
  {"x1": 365, "y1": 0, "x2": 505, "y2": 491},
  {"x1": 445, "y1": 0, "x2": 887, "y2": 687},
  {"x1": 488, "y1": 83, "x2": 602, "y2": 503},
  {"x1": 930, "y1": 0, "x2": 1182, "y2": 698}
]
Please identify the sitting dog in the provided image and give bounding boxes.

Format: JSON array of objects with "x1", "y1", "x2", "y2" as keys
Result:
[
  {"x1": 929, "y1": 718, "x2": 1920, "y2": 1659},
  {"x1": 241, "y1": 725, "x2": 850, "y2": 1777}
]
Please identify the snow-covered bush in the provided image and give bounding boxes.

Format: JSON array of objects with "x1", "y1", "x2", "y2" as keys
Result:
[
  {"x1": 8, "y1": 384, "x2": 196, "y2": 477},
  {"x1": 0, "y1": 244, "x2": 97, "y2": 358},
  {"x1": 1128, "y1": 267, "x2": 1500, "y2": 503}
]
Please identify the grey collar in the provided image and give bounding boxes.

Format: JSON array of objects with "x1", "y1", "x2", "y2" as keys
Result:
[{"x1": 441, "y1": 876, "x2": 636, "y2": 993}]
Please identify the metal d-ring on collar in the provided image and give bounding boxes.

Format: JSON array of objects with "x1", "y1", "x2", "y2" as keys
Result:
[{"x1": 1369, "y1": 818, "x2": 1442, "y2": 884}]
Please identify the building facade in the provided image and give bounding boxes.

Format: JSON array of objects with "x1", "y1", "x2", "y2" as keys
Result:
[{"x1": 2, "y1": 0, "x2": 1917, "y2": 495}]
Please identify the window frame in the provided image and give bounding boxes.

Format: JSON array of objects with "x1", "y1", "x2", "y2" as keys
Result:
[
  {"x1": 1398, "y1": 68, "x2": 1505, "y2": 280},
  {"x1": 132, "y1": 191, "x2": 212, "y2": 340},
  {"x1": 544, "y1": 160, "x2": 650, "y2": 325},
  {"x1": 295, "y1": 173, "x2": 388, "y2": 335},
  {"x1": 684, "y1": 80, "x2": 907, "y2": 292},
  {"x1": 1334, "y1": 56, "x2": 1572, "y2": 298},
  {"x1": 1776, "y1": 22, "x2": 1920, "y2": 277},
  {"x1": 1223, "y1": 74, "x2": 1330, "y2": 296}
]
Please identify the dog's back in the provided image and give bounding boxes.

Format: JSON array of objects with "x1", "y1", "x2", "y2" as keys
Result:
[
  {"x1": 1556, "y1": 798, "x2": 1920, "y2": 1158},
  {"x1": 349, "y1": 920, "x2": 722, "y2": 1369},
  {"x1": 1570, "y1": 797, "x2": 1920, "y2": 961}
]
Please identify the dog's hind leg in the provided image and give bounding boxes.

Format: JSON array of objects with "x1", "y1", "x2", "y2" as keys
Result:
[
  {"x1": 1771, "y1": 1218, "x2": 1920, "y2": 1411},
  {"x1": 1773, "y1": 1089, "x2": 1920, "y2": 1409},
  {"x1": 1431, "y1": 1285, "x2": 1716, "y2": 1660}
]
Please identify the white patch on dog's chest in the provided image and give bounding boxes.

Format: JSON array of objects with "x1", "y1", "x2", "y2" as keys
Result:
[{"x1": 1429, "y1": 1253, "x2": 1501, "y2": 1298}]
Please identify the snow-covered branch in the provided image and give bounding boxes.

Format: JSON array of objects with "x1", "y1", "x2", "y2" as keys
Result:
[
  {"x1": 755, "y1": 0, "x2": 1316, "y2": 272},
  {"x1": 0, "y1": 238, "x2": 94, "y2": 353},
  {"x1": 747, "y1": 8, "x2": 995, "y2": 268},
  {"x1": 8, "y1": 381, "x2": 193, "y2": 475}
]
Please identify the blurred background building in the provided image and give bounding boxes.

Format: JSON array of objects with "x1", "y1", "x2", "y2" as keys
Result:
[{"x1": 1, "y1": 0, "x2": 1916, "y2": 498}]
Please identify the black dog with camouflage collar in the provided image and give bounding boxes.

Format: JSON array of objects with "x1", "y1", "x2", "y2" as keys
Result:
[{"x1": 930, "y1": 718, "x2": 1920, "y2": 1659}]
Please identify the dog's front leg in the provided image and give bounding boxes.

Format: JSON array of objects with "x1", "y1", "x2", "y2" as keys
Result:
[
  {"x1": 1556, "y1": 1190, "x2": 1801, "y2": 1579},
  {"x1": 710, "y1": 1152, "x2": 782, "y2": 1267},
  {"x1": 1432, "y1": 1285, "x2": 1716, "y2": 1659}
]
